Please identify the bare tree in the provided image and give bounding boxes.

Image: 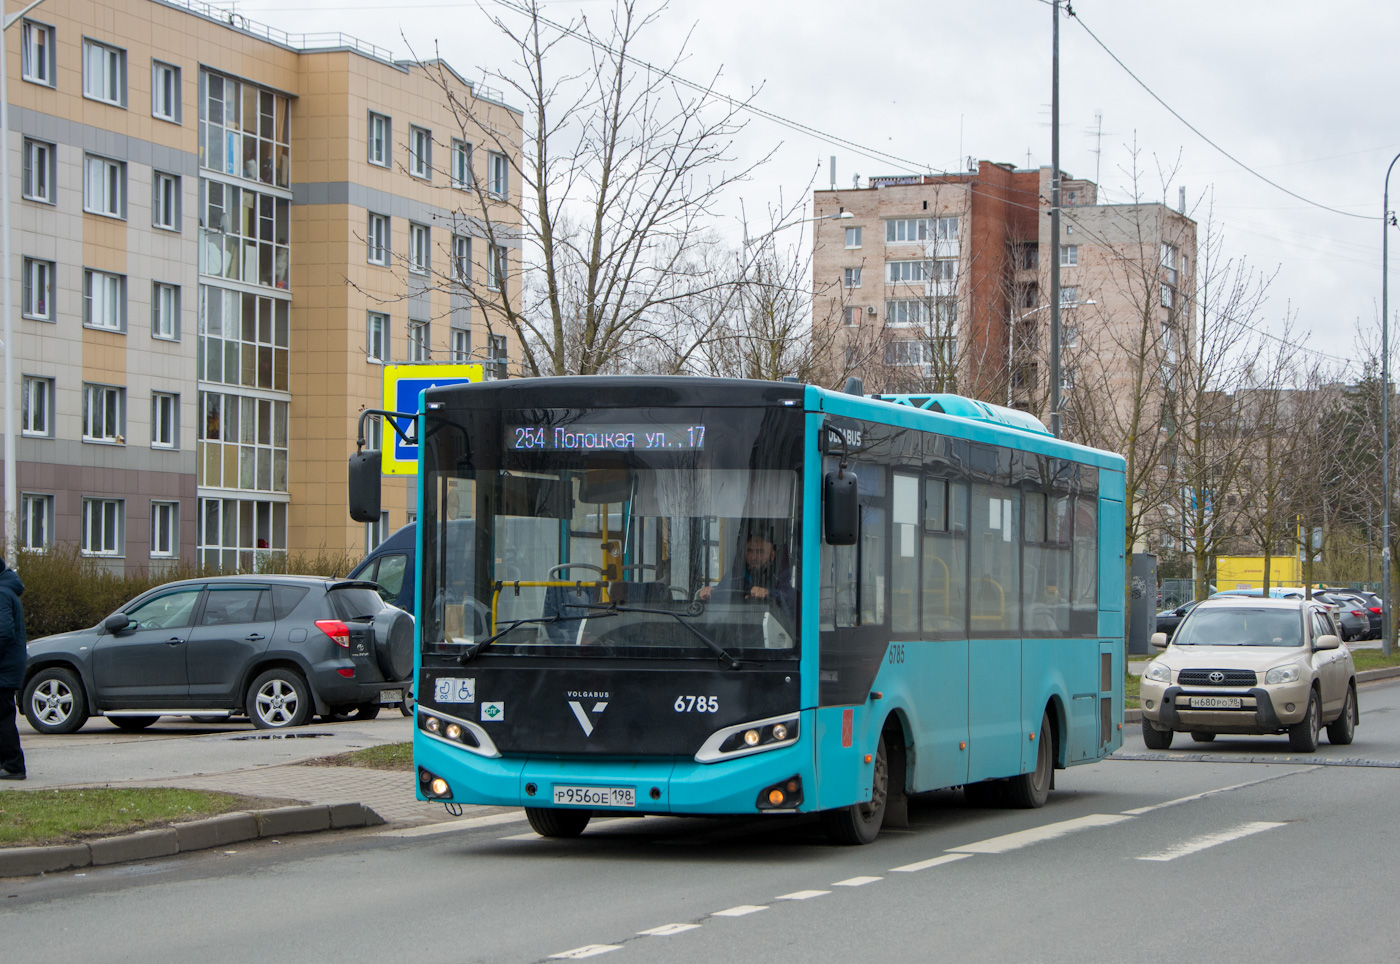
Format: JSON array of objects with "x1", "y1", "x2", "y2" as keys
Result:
[{"x1": 412, "y1": 0, "x2": 769, "y2": 376}]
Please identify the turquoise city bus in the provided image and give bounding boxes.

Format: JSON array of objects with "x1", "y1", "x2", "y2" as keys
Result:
[{"x1": 348, "y1": 376, "x2": 1126, "y2": 845}]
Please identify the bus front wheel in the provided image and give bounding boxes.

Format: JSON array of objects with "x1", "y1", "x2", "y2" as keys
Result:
[
  {"x1": 525, "y1": 807, "x2": 591, "y2": 838},
  {"x1": 821, "y1": 733, "x2": 888, "y2": 845},
  {"x1": 1006, "y1": 712, "x2": 1053, "y2": 809}
]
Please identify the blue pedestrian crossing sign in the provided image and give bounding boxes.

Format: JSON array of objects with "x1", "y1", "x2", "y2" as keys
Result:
[{"x1": 380, "y1": 363, "x2": 484, "y2": 475}]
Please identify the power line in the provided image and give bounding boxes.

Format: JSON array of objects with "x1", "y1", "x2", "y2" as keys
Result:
[{"x1": 1066, "y1": 7, "x2": 1377, "y2": 222}]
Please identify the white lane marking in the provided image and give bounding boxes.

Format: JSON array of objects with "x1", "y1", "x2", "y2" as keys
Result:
[
  {"x1": 549, "y1": 945, "x2": 621, "y2": 959},
  {"x1": 890, "y1": 852, "x2": 975, "y2": 873},
  {"x1": 500, "y1": 831, "x2": 541, "y2": 840},
  {"x1": 948, "y1": 814, "x2": 1130, "y2": 854},
  {"x1": 1137, "y1": 821, "x2": 1286, "y2": 862},
  {"x1": 776, "y1": 890, "x2": 830, "y2": 900},
  {"x1": 832, "y1": 876, "x2": 882, "y2": 887},
  {"x1": 1121, "y1": 770, "x2": 1317, "y2": 816},
  {"x1": 712, "y1": 905, "x2": 768, "y2": 917},
  {"x1": 638, "y1": 924, "x2": 701, "y2": 936},
  {"x1": 377, "y1": 812, "x2": 527, "y2": 837}
]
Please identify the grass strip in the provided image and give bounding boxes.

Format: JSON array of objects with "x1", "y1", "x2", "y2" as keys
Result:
[
  {"x1": 0, "y1": 787, "x2": 272, "y2": 847},
  {"x1": 305, "y1": 742, "x2": 413, "y2": 771}
]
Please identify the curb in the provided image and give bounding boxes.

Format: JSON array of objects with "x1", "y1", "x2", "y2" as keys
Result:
[{"x1": 0, "y1": 803, "x2": 385, "y2": 879}]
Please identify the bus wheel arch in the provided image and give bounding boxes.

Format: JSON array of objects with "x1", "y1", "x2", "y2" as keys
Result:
[{"x1": 821, "y1": 729, "x2": 890, "y2": 845}]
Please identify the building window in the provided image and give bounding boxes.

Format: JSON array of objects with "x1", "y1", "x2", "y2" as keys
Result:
[
  {"x1": 452, "y1": 235, "x2": 471, "y2": 283},
  {"x1": 153, "y1": 283, "x2": 180, "y2": 340},
  {"x1": 1161, "y1": 242, "x2": 1179, "y2": 286},
  {"x1": 152, "y1": 61, "x2": 180, "y2": 122},
  {"x1": 887, "y1": 260, "x2": 927, "y2": 283},
  {"x1": 83, "y1": 384, "x2": 125, "y2": 443},
  {"x1": 84, "y1": 155, "x2": 126, "y2": 218},
  {"x1": 409, "y1": 126, "x2": 432, "y2": 179},
  {"x1": 1161, "y1": 284, "x2": 1175, "y2": 309},
  {"x1": 1060, "y1": 245, "x2": 1078, "y2": 266},
  {"x1": 151, "y1": 501, "x2": 179, "y2": 557},
  {"x1": 451, "y1": 328, "x2": 471, "y2": 362},
  {"x1": 367, "y1": 312, "x2": 388, "y2": 362},
  {"x1": 84, "y1": 270, "x2": 126, "y2": 331},
  {"x1": 197, "y1": 287, "x2": 290, "y2": 391},
  {"x1": 22, "y1": 139, "x2": 54, "y2": 203},
  {"x1": 884, "y1": 339, "x2": 933, "y2": 367},
  {"x1": 197, "y1": 392, "x2": 290, "y2": 493},
  {"x1": 198, "y1": 180, "x2": 291, "y2": 290},
  {"x1": 844, "y1": 306, "x2": 861, "y2": 326},
  {"x1": 367, "y1": 213, "x2": 389, "y2": 265},
  {"x1": 843, "y1": 267, "x2": 862, "y2": 288},
  {"x1": 21, "y1": 494, "x2": 52, "y2": 551},
  {"x1": 408, "y1": 223, "x2": 430, "y2": 274},
  {"x1": 366, "y1": 512, "x2": 390, "y2": 553},
  {"x1": 21, "y1": 21, "x2": 55, "y2": 87},
  {"x1": 368, "y1": 112, "x2": 390, "y2": 167},
  {"x1": 486, "y1": 244, "x2": 507, "y2": 292},
  {"x1": 1060, "y1": 285, "x2": 1080, "y2": 306},
  {"x1": 21, "y1": 376, "x2": 52, "y2": 437},
  {"x1": 488, "y1": 152, "x2": 508, "y2": 199},
  {"x1": 845, "y1": 226, "x2": 862, "y2": 248},
  {"x1": 22, "y1": 259, "x2": 53, "y2": 320},
  {"x1": 198, "y1": 69, "x2": 291, "y2": 188},
  {"x1": 1020, "y1": 244, "x2": 1039, "y2": 270},
  {"x1": 197, "y1": 497, "x2": 287, "y2": 571},
  {"x1": 153, "y1": 172, "x2": 181, "y2": 230},
  {"x1": 82, "y1": 39, "x2": 126, "y2": 106},
  {"x1": 82, "y1": 498, "x2": 125, "y2": 556},
  {"x1": 885, "y1": 300, "x2": 927, "y2": 327},
  {"x1": 408, "y1": 322, "x2": 430, "y2": 362},
  {"x1": 489, "y1": 334, "x2": 509, "y2": 376},
  {"x1": 152, "y1": 392, "x2": 178, "y2": 448},
  {"x1": 885, "y1": 217, "x2": 957, "y2": 244},
  {"x1": 451, "y1": 139, "x2": 472, "y2": 189}
]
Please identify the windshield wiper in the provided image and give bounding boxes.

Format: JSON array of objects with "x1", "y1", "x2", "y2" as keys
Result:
[
  {"x1": 457, "y1": 616, "x2": 561, "y2": 663},
  {"x1": 579, "y1": 603, "x2": 743, "y2": 670}
]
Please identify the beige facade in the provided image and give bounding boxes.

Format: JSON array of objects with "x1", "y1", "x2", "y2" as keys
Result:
[{"x1": 7, "y1": 0, "x2": 521, "y2": 570}]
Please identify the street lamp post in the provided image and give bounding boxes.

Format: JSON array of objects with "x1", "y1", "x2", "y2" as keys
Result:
[
  {"x1": 1381, "y1": 152, "x2": 1400, "y2": 658},
  {"x1": 1049, "y1": 0, "x2": 1063, "y2": 437},
  {"x1": 1, "y1": 0, "x2": 51, "y2": 556}
]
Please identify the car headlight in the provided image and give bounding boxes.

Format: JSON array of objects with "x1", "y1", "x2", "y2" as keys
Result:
[
  {"x1": 1143, "y1": 661, "x2": 1172, "y2": 683},
  {"x1": 1265, "y1": 664, "x2": 1302, "y2": 685}
]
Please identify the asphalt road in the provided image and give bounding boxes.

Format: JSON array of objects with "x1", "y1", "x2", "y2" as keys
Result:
[{"x1": 5, "y1": 680, "x2": 1400, "y2": 963}]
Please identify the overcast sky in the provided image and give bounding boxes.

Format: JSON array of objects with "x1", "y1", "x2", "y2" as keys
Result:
[{"x1": 228, "y1": 0, "x2": 1400, "y2": 375}]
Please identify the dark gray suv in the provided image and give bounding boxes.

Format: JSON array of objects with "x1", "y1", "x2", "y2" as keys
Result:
[{"x1": 22, "y1": 575, "x2": 414, "y2": 733}]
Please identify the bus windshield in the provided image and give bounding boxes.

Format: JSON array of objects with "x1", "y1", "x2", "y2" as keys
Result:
[{"x1": 421, "y1": 405, "x2": 803, "y2": 662}]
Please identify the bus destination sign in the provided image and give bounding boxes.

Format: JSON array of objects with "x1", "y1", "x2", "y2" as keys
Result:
[{"x1": 508, "y1": 423, "x2": 706, "y2": 452}]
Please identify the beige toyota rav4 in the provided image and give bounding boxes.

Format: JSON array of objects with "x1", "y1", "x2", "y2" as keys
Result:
[{"x1": 1139, "y1": 596, "x2": 1358, "y2": 753}]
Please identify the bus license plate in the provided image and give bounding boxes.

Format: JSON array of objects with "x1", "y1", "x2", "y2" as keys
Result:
[
  {"x1": 1190, "y1": 696, "x2": 1242, "y2": 709},
  {"x1": 553, "y1": 786, "x2": 635, "y2": 808}
]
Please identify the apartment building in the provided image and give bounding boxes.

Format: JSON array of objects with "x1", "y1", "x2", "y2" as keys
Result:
[
  {"x1": 813, "y1": 160, "x2": 1195, "y2": 430},
  {"x1": 8, "y1": 0, "x2": 521, "y2": 572}
]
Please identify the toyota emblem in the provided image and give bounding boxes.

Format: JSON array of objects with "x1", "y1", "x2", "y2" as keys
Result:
[{"x1": 1209, "y1": 671, "x2": 1225, "y2": 683}]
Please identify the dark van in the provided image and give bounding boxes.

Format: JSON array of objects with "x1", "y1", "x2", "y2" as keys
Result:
[{"x1": 349, "y1": 524, "x2": 416, "y2": 612}]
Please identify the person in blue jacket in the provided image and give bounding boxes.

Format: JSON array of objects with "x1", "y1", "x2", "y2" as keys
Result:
[{"x1": 0, "y1": 557, "x2": 27, "y2": 780}]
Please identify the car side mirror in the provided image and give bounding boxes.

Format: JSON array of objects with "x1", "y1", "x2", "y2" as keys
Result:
[
  {"x1": 103, "y1": 613, "x2": 132, "y2": 634},
  {"x1": 1150, "y1": 632, "x2": 1168, "y2": 649},
  {"x1": 1315, "y1": 633, "x2": 1341, "y2": 651}
]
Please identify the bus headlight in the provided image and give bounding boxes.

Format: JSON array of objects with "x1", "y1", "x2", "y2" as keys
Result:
[{"x1": 695, "y1": 715, "x2": 801, "y2": 763}]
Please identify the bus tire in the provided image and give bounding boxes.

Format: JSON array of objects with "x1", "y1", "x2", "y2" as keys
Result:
[
  {"x1": 525, "y1": 807, "x2": 591, "y2": 838},
  {"x1": 963, "y1": 780, "x2": 1007, "y2": 807},
  {"x1": 1006, "y1": 712, "x2": 1052, "y2": 809},
  {"x1": 821, "y1": 733, "x2": 888, "y2": 845}
]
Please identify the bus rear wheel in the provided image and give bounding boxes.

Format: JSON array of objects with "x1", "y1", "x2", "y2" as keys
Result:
[
  {"x1": 525, "y1": 807, "x2": 591, "y2": 838},
  {"x1": 821, "y1": 733, "x2": 888, "y2": 845}
]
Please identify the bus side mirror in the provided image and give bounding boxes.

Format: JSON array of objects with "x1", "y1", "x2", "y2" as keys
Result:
[
  {"x1": 349, "y1": 450, "x2": 383, "y2": 523},
  {"x1": 823, "y1": 471, "x2": 859, "y2": 545}
]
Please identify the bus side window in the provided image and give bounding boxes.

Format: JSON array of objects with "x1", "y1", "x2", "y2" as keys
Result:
[
  {"x1": 970, "y1": 483, "x2": 1020, "y2": 633},
  {"x1": 891, "y1": 474, "x2": 919, "y2": 632},
  {"x1": 923, "y1": 478, "x2": 967, "y2": 635},
  {"x1": 1071, "y1": 496, "x2": 1098, "y2": 633}
]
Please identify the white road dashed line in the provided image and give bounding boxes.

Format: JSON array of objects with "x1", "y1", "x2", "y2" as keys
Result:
[
  {"x1": 1137, "y1": 821, "x2": 1286, "y2": 861},
  {"x1": 637, "y1": 924, "x2": 702, "y2": 936},
  {"x1": 832, "y1": 876, "x2": 882, "y2": 887},
  {"x1": 947, "y1": 813, "x2": 1130, "y2": 854},
  {"x1": 712, "y1": 905, "x2": 769, "y2": 917},
  {"x1": 890, "y1": 852, "x2": 975, "y2": 873},
  {"x1": 548, "y1": 944, "x2": 621, "y2": 959},
  {"x1": 776, "y1": 890, "x2": 831, "y2": 900}
]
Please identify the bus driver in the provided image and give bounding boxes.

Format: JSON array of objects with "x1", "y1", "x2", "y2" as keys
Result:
[{"x1": 699, "y1": 534, "x2": 794, "y2": 615}]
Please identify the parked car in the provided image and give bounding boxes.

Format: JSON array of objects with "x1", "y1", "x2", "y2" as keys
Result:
[
  {"x1": 1320, "y1": 589, "x2": 1381, "y2": 640},
  {"x1": 1155, "y1": 599, "x2": 1202, "y2": 641},
  {"x1": 1210, "y1": 587, "x2": 1306, "y2": 600},
  {"x1": 1139, "y1": 596, "x2": 1357, "y2": 752},
  {"x1": 22, "y1": 575, "x2": 414, "y2": 734},
  {"x1": 1314, "y1": 593, "x2": 1369, "y2": 642}
]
